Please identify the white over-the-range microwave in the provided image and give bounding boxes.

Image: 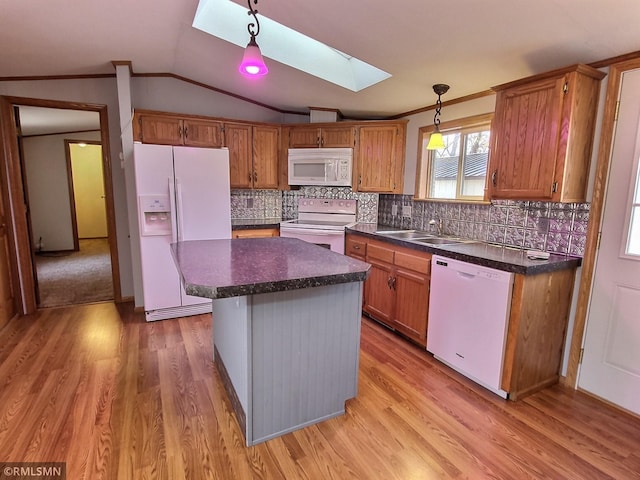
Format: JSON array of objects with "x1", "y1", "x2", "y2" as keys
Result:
[{"x1": 288, "y1": 147, "x2": 353, "y2": 186}]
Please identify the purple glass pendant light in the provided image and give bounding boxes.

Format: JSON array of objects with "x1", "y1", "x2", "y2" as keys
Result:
[{"x1": 239, "y1": 0, "x2": 268, "y2": 76}]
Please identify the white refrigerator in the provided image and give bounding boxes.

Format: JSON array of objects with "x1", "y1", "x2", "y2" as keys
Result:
[{"x1": 133, "y1": 143, "x2": 231, "y2": 321}]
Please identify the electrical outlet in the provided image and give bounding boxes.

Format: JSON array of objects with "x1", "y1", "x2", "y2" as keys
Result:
[
  {"x1": 402, "y1": 205, "x2": 412, "y2": 218},
  {"x1": 537, "y1": 216, "x2": 550, "y2": 233},
  {"x1": 391, "y1": 204, "x2": 398, "y2": 216},
  {"x1": 246, "y1": 198, "x2": 254, "y2": 208}
]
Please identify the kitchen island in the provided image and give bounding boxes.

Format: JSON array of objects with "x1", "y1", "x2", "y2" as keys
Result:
[{"x1": 170, "y1": 237, "x2": 370, "y2": 446}]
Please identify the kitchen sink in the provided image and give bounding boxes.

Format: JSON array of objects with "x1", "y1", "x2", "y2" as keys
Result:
[
  {"x1": 411, "y1": 237, "x2": 472, "y2": 245},
  {"x1": 373, "y1": 229, "x2": 476, "y2": 245},
  {"x1": 376, "y1": 230, "x2": 433, "y2": 239}
]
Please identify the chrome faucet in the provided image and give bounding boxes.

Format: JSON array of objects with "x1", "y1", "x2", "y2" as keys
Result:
[{"x1": 428, "y1": 217, "x2": 443, "y2": 236}]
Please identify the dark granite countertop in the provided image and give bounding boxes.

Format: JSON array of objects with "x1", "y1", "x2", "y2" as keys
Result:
[
  {"x1": 347, "y1": 223, "x2": 581, "y2": 275},
  {"x1": 171, "y1": 237, "x2": 370, "y2": 299},
  {"x1": 231, "y1": 218, "x2": 282, "y2": 230}
]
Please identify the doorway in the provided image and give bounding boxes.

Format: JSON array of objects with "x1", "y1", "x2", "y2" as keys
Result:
[
  {"x1": 29, "y1": 139, "x2": 114, "y2": 307},
  {"x1": 0, "y1": 96, "x2": 121, "y2": 314}
]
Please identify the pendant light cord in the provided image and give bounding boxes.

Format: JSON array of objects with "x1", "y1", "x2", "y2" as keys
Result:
[
  {"x1": 247, "y1": 0, "x2": 261, "y2": 39},
  {"x1": 433, "y1": 95, "x2": 442, "y2": 129}
]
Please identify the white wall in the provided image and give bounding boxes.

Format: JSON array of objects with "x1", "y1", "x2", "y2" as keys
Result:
[
  {"x1": 400, "y1": 95, "x2": 497, "y2": 195},
  {"x1": 23, "y1": 131, "x2": 101, "y2": 251},
  {"x1": 132, "y1": 77, "x2": 285, "y2": 123}
]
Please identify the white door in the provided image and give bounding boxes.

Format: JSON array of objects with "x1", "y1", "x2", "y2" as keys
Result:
[
  {"x1": 172, "y1": 146, "x2": 231, "y2": 241},
  {"x1": 134, "y1": 143, "x2": 182, "y2": 312},
  {"x1": 578, "y1": 68, "x2": 640, "y2": 415},
  {"x1": 172, "y1": 146, "x2": 231, "y2": 307}
]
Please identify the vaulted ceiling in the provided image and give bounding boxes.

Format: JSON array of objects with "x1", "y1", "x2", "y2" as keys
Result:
[{"x1": 2, "y1": 0, "x2": 639, "y2": 120}]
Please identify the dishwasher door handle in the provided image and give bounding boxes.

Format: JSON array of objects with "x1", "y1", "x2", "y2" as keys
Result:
[{"x1": 456, "y1": 271, "x2": 476, "y2": 280}]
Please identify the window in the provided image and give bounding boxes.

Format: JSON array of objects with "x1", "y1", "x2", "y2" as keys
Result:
[
  {"x1": 416, "y1": 114, "x2": 492, "y2": 201},
  {"x1": 624, "y1": 155, "x2": 640, "y2": 256}
]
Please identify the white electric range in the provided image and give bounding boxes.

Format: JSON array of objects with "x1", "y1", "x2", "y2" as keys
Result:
[{"x1": 279, "y1": 198, "x2": 357, "y2": 254}]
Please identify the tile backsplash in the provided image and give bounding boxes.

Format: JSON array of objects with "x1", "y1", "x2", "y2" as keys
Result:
[
  {"x1": 230, "y1": 190, "x2": 282, "y2": 219},
  {"x1": 231, "y1": 187, "x2": 379, "y2": 223},
  {"x1": 229, "y1": 190, "x2": 586, "y2": 257},
  {"x1": 378, "y1": 195, "x2": 589, "y2": 257}
]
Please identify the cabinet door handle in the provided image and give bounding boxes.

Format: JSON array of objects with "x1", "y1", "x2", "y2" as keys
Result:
[
  {"x1": 353, "y1": 245, "x2": 360, "y2": 250},
  {"x1": 183, "y1": 126, "x2": 188, "y2": 139},
  {"x1": 248, "y1": 173, "x2": 253, "y2": 182},
  {"x1": 387, "y1": 276, "x2": 393, "y2": 289},
  {"x1": 178, "y1": 126, "x2": 183, "y2": 138},
  {"x1": 491, "y1": 169, "x2": 497, "y2": 187},
  {"x1": 253, "y1": 172, "x2": 258, "y2": 182},
  {"x1": 391, "y1": 277, "x2": 397, "y2": 290}
]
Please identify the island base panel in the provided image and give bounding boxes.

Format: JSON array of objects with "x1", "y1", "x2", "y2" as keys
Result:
[
  {"x1": 214, "y1": 344, "x2": 247, "y2": 437},
  {"x1": 213, "y1": 282, "x2": 363, "y2": 446}
]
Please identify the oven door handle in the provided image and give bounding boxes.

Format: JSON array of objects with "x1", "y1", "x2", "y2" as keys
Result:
[{"x1": 280, "y1": 228, "x2": 344, "y2": 236}]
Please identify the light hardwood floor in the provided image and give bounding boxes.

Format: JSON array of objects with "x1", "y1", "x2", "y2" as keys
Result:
[{"x1": 0, "y1": 302, "x2": 639, "y2": 479}]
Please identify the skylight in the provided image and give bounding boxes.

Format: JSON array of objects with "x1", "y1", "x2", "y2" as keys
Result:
[{"x1": 192, "y1": 0, "x2": 391, "y2": 91}]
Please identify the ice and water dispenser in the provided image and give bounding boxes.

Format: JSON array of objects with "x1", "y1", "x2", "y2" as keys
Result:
[{"x1": 138, "y1": 195, "x2": 172, "y2": 236}]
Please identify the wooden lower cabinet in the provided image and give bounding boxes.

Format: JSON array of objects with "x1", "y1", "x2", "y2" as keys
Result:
[
  {"x1": 232, "y1": 228, "x2": 279, "y2": 239},
  {"x1": 501, "y1": 267, "x2": 576, "y2": 400},
  {"x1": 347, "y1": 232, "x2": 577, "y2": 400},
  {"x1": 345, "y1": 235, "x2": 366, "y2": 261},
  {"x1": 359, "y1": 237, "x2": 431, "y2": 347}
]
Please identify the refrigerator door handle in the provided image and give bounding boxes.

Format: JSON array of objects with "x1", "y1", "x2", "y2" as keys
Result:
[
  {"x1": 176, "y1": 178, "x2": 185, "y2": 242},
  {"x1": 168, "y1": 177, "x2": 178, "y2": 243}
]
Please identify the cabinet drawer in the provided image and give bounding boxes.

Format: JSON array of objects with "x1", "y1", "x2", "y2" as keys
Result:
[
  {"x1": 232, "y1": 228, "x2": 278, "y2": 238},
  {"x1": 367, "y1": 243, "x2": 395, "y2": 263},
  {"x1": 394, "y1": 251, "x2": 431, "y2": 275},
  {"x1": 346, "y1": 237, "x2": 367, "y2": 257}
]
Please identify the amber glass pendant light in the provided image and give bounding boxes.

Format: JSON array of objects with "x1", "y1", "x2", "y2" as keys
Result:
[{"x1": 426, "y1": 84, "x2": 450, "y2": 150}]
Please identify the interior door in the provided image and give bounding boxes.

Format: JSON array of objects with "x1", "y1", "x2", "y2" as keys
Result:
[
  {"x1": 70, "y1": 143, "x2": 107, "y2": 239},
  {"x1": 0, "y1": 180, "x2": 17, "y2": 330},
  {"x1": 578, "y1": 68, "x2": 640, "y2": 415}
]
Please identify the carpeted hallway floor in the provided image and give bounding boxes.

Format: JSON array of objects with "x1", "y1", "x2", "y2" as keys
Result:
[{"x1": 35, "y1": 238, "x2": 114, "y2": 308}]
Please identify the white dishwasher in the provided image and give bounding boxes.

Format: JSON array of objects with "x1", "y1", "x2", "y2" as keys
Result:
[{"x1": 427, "y1": 255, "x2": 514, "y2": 398}]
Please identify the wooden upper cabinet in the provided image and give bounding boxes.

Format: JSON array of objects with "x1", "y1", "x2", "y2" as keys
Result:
[
  {"x1": 289, "y1": 127, "x2": 321, "y2": 148},
  {"x1": 320, "y1": 126, "x2": 355, "y2": 147},
  {"x1": 225, "y1": 123, "x2": 279, "y2": 189},
  {"x1": 138, "y1": 114, "x2": 184, "y2": 145},
  {"x1": 225, "y1": 123, "x2": 253, "y2": 189},
  {"x1": 288, "y1": 125, "x2": 355, "y2": 148},
  {"x1": 137, "y1": 113, "x2": 223, "y2": 147},
  {"x1": 488, "y1": 64, "x2": 605, "y2": 202},
  {"x1": 134, "y1": 111, "x2": 407, "y2": 194},
  {"x1": 183, "y1": 118, "x2": 223, "y2": 147},
  {"x1": 355, "y1": 123, "x2": 406, "y2": 193},
  {"x1": 252, "y1": 126, "x2": 279, "y2": 189}
]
